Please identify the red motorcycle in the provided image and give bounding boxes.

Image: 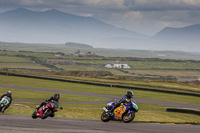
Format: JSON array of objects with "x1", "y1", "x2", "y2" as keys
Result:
[{"x1": 32, "y1": 100, "x2": 62, "y2": 119}]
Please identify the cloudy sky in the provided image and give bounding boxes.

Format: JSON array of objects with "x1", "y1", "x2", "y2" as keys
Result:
[{"x1": 0, "y1": 0, "x2": 200, "y2": 35}]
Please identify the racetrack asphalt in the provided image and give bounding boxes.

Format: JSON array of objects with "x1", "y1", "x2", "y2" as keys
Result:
[
  {"x1": 0, "y1": 114, "x2": 199, "y2": 133},
  {"x1": 1, "y1": 84, "x2": 200, "y2": 109}
]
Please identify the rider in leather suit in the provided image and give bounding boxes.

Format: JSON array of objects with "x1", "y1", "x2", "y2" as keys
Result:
[
  {"x1": 108, "y1": 91, "x2": 134, "y2": 115},
  {"x1": 0, "y1": 91, "x2": 12, "y2": 113},
  {"x1": 37, "y1": 93, "x2": 60, "y2": 110}
]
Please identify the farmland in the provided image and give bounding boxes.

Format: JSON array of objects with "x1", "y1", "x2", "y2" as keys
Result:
[
  {"x1": 0, "y1": 50, "x2": 200, "y2": 80},
  {"x1": 0, "y1": 55, "x2": 50, "y2": 70}
]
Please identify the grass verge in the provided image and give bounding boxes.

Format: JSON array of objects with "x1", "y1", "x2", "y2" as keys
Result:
[{"x1": 0, "y1": 87, "x2": 108, "y2": 102}]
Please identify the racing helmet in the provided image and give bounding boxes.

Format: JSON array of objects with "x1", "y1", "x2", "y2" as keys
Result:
[
  {"x1": 7, "y1": 91, "x2": 12, "y2": 96},
  {"x1": 126, "y1": 91, "x2": 134, "y2": 99},
  {"x1": 54, "y1": 93, "x2": 60, "y2": 101}
]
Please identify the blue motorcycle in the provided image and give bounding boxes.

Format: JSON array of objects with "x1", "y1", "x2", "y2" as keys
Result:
[{"x1": 101, "y1": 99, "x2": 138, "y2": 123}]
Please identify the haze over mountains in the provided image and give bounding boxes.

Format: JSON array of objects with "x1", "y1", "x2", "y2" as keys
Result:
[{"x1": 0, "y1": 8, "x2": 199, "y2": 52}]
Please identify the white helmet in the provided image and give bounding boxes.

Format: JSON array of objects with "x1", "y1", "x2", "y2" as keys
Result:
[{"x1": 7, "y1": 91, "x2": 12, "y2": 96}]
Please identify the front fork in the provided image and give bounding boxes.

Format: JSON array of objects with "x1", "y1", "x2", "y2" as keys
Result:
[{"x1": 127, "y1": 109, "x2": 135, "y2": 115}]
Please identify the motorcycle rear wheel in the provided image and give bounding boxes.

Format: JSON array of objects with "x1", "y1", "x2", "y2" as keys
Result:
[
  {"x1": 101, "y1": 112, "x2": 110, "y2": 122},
  {"x1": 122, "y1": 112, "x2": 135, "y2": 123},
  {"x1": 41, "y1": 109, "x2": 52, "y2": 119}
]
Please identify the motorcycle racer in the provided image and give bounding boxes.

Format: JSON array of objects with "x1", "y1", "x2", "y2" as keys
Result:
[
  {"x1": 0, "y1": 91, "x2": 12, "y2": 113},
  {"x1": 36, "y1": 93, "x2": 60, "y2": 115},
  {"x1": 32, "y1": 93, "x2": 62, "y2": 119},
  {"x1": 107, "y1": 91, "x2": 134, "y2": 115}
]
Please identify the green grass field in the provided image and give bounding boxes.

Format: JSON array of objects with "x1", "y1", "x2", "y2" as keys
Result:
[
  {"x1": 128, "y1": 60, "x2": 200, "y2": 70},
  {"x1": 0, "y1": 56, "x2": 32, "y2": 62},
  {"x1": 0, "y1": 87, "x2": 108, "y2": 102},
  {"x1": 1, "y1": 75, "x2": 200, "y2": 105},
  {"x1": 21, "y1": 73, "x2": 200, "y2": 93},
  {"x1": 0, "y1": 50, "x2": 55, "y2": 58},
  {"x1": 0, "y1": 55, "x2": 50, "y2": 70},
  {"x1": 127, "y1": 69, "x2": 200, "y2": 78}
]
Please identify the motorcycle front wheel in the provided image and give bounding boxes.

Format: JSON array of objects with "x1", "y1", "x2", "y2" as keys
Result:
[
  {"x1": 32, "y1": 111, "x2": 37, "y2": 119},
  {"x1": 41, "y1": 109, "x2": 52, "y2": 119},
  {"x1": 101, "y1": 112, "x2": 110, "y2": 122},
  {"x1": 122, "y1": 112, "x2": 135, "y2": 123}
]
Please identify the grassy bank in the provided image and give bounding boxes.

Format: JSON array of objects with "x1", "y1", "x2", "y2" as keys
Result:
[
  {"x1": 9, "y1": 71, "x2": 199, "y2": 93},
  {"x1": 0, "y1": 87, "x2": 108, "y2": 102}
]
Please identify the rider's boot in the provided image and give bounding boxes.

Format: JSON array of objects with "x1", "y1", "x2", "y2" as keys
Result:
[{"x1": 1, "y1": 107, "x2": 6, "y2": 113}]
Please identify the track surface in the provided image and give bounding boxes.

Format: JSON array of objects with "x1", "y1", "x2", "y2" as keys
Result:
[
  {"x1": 1, "y1": 84, "x2": 200, "y2": 109},
  {"x1": 0, "y1": 114, "x2": 199, "y2": 133}
]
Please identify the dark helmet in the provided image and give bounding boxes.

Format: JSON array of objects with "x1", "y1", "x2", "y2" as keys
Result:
[
  {"x1": 54, "y1": 94, "x2": 60, "y2": 101},
  {"x1": 7, "y1": 91, "x2": 12, "y2": 96},
  {"x1": 126, "y1": 91, "x2": 134, "y2": 99}
]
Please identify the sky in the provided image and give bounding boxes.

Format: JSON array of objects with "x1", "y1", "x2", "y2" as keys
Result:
[{"x1": 0, "y1": 0, "x2": 200, "y2": 35}]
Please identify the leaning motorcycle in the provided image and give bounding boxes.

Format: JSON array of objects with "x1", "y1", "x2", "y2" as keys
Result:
[
  {"x1": 101, "y1": 99, "x2": 138, "y2": 123},
  {"x1": 32, "y1": 100, "x2": 62, "y2": 119},
  {"x1": 0, "y1": 96, "x2": 11, "y2": 113}
]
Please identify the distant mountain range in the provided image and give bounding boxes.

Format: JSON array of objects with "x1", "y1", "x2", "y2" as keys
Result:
[
  {"x1": 154, "y1": 24, "x2": 200, "y2": 51},
  {"x1": 0, "y1": 8, "x2": 199, "y2": 52},
  {"x1": 0, "y1": 8, "x2": 145, "y2": 46}
]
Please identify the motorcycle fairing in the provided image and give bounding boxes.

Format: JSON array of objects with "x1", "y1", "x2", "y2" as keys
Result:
[
  {"x1": 114, "y1": 103, "x2": 127, "y2": 120},
  {"x1": 0, "y1": 96, "x2": 10, "y2": 106},
  {"x1": 108, "y1": 101, "x2": 137, "y2": 120}
]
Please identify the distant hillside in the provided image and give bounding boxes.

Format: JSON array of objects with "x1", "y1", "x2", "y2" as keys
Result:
[
  {"x1": 0, "y1": 8, "x2": 146, "y2": 48},
  {"x1": 149, "y1": 24, "x2": 200, "y2": 52},
  {"x1": 65, "y1": 42, "x2": 93, "y2": 48},
  {"x1": 155, "y1": 24, "x2": 200, "y2": 39}
]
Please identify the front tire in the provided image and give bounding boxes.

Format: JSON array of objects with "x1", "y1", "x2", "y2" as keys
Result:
[
  {"x1": 49, "y1": 112, "x2": 55, "y2": 117},
  {"x1": 32, "y1": 111, "x2": 37, "y2": 119},
  {"x1": 101, "y1": 112, "x2": 110, "y2": 122},
  {"x1": 41, "y1": 109, "x2": 52, "y2": 119},
  {"x1": 122, "y1": 111, "x2": 135, "y2": 123}
]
